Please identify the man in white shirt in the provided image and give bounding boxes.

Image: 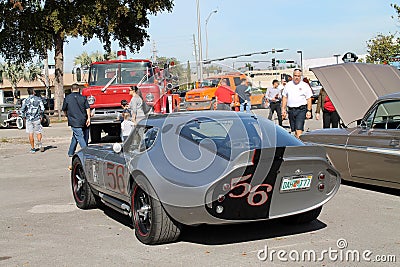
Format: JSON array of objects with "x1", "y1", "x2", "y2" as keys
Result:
[
  {"x1": 265, "y1": 79, "x2": 283, "y2": 126},
  {"x1": 281, "y1": 69, "x2": 312, "y2": 138}
]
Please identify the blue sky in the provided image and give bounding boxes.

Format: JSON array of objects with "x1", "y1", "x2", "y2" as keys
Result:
[{"x1": 61, "y1": 0, "x2": 399, "y2": 71}]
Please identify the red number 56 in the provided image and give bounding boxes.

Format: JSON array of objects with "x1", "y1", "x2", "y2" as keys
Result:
[{"x1": 228, "y1": 175, "x2": 273, "y2": 206}]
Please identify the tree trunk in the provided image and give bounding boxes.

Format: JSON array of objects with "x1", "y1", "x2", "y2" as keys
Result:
[{"x1": 54, "y1": 33, "x2": 64, "y2": 121}]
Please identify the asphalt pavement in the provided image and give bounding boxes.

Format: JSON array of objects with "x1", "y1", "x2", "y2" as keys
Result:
[{"x1": 0, "y1": 108, "x2": 398, "y2": 267}]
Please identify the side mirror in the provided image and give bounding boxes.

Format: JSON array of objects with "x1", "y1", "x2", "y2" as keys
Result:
[{"x1": 113, "y1": 143, "x2": 122, "y2": 153}]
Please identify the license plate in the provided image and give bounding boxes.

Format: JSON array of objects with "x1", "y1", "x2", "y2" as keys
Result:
[{"x1": 280, "y1": 174, "x2": 312, "y2": 192}]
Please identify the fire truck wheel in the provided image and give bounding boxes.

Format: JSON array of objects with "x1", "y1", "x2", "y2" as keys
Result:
[{"x1": 90, "y1": 125, "x2": 102, "y2": 143}]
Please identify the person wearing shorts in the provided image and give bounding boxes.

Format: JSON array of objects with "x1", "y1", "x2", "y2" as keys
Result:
[
  {"x1": 281, "y1": 69, "x2": 313, "y2": 138},
  {"x1": 21, "y1": 87, "x2": 45, "y2": 153}
]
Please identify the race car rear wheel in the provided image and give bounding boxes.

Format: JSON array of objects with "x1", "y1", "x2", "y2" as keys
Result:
[
  {"x1": 285, "y1": 206, "x2": 322, "y2": 224},
  {"x1": 131, "y1": 179, "x2": 181, "y2": 245},
  {"x1": 71, "y1": 157, "x2": 97, "y2": 209}
]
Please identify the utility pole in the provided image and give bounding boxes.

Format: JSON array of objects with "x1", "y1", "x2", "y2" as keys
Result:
[
  {"x1": 196, "y1": 0, "x2": 203, "y2": 81},
  {"x1": 193, "y1": 34, "x2": 199, "y2": 81},
  {"x1": 151, "y1": 40, "x2": 158, "y2": 64}
]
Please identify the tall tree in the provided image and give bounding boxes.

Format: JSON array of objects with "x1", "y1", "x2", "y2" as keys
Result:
[
  {"x1": 0, "y1": 0, "x2": 174, "y2": 116},
  {"x1": 366, "y1": 33, "x2": 400, "y2": 63}
]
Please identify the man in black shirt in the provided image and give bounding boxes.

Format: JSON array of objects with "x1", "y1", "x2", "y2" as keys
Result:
[
  {"x1": 235, "y1": 78, "x2": 251, "y2": 112},
  {"x1": 62, "y1": 84, "x2": 91, "y2": 157}
]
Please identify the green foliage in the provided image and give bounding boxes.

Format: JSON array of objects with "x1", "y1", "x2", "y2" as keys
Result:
[
  {"x1": 0, "y1": 0, "x2": 174, "y2": 62},
  {"x1": 366, "y1": 33, "x2": 400, "y2": 63},
  {"x1": 73, "y1": 50, "x2": 117, "y2": 66}
]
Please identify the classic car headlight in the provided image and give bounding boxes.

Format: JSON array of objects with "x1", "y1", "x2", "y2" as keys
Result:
[
  {"x1": 146, "y1": 93, "x2": 155, "y2": 102},
  {"x1": 87, "y1": 95, "x2": 96, "y2": 105}
]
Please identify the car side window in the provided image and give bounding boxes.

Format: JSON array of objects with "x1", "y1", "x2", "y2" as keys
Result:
[
  {"x1": 370, "y1": 100, "x2": 400, "y2": 129},
  {"x1": 124, "y1": 126, "x2": 158, "y2": 153}
]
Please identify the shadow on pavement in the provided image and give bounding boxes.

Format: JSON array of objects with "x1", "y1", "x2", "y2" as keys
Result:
[
  {"x1": 43, "y1": 145, "x2": 57, "y2": 152},
  {"x1": 342, "y1": 180, "x2": 399, "y2": 197},
  {"x1": 99, "y1": 204, "x2": 327, "y2": 245},
  {"x1": 179, "y1": 218, "x2": 326, "y2": 245}
]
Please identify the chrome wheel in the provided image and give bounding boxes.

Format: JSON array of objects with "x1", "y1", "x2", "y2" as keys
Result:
[{"x1": 133, "y1": 186, "x2": 152, "y2": 237}]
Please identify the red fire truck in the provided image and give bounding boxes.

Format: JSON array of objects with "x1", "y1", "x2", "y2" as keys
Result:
[{"x1": 82, "y1": 51, "x2": 180, "y2": 142}]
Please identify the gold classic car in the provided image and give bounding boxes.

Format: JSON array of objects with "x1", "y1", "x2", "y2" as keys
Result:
[{"x1": 301, "y1": 63, "x2": 400, "y2": 190}]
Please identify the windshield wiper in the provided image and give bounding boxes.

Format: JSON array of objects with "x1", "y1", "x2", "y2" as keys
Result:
[{"x1": 101, "y1": 74, "x2": 117, "y2": 92}]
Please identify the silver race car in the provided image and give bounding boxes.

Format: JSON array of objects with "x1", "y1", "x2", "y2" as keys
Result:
[{"x1": 71, "y1": 111, "x2": 340, "y2": 244}]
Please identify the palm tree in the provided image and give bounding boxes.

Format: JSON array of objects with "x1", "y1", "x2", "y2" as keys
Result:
[
  {"x1": 3, "y1": 62, "x2": 25, "y2": 103},
  {"x1": 3, "y1": 62, "x2": 43, "y2": 103},
  {"x1": 73, "y1": 52, "x2": 91, "y2": 67}
]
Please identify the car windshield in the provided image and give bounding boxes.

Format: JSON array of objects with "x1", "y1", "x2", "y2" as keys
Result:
[
  {"x1": 178, "y1": 116, "x2": 263, "y2": 160},
  {"x1": 310, "y1": 80, "x2": 321, "y2": 87},
  {"x1": 200, "y1": 78, "x2": 220, "y2": 88},
  {"x1": 88, "y1": 62, "x2": 154, "y2": 86}
]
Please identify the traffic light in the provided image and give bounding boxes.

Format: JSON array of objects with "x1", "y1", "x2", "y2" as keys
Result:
[
  {"x1": 272, "y1": 58, "x2": 276, "y2": 67},
  {"x1": 277, "y1": 59, "x2": 286, "y2": 64}
]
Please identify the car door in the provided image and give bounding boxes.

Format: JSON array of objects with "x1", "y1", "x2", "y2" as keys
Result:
[
  {"x1": 347, "y1": 100, "x2": 400, "y2": 185},
  {"x1": 102, "y1": 147, "x2": 129, "y2": 197}
]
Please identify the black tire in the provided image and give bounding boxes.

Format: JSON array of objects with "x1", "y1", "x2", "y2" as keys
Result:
[
  {"x1": 41, "y1": 114, "x2": 50, "y2": 127},
  {"x1": 285, "y1": 206, "x2": 322, "y2": 224},
  {"x1": 71, "y1": 157, "x2": 97, "y2": 209},
  {"x1": 90, "y1": 125, "x2": 102, "y2": 143},
  {"x1": 131, "y1": 178, "x2": 181, "y2": 245}
]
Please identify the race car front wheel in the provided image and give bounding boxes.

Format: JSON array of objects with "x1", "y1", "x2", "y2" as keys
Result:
[
  {"x1": 131, "y1": 178, "x2": 181, "y2": 245},
  {"x1": 71, "y1": 157, "x2": 97, "y2": 209}
]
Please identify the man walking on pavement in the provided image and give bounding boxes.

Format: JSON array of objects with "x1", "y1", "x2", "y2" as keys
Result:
[
  {"x1": 281, "y1": 69, "x2": 312, "y2": 138},
  {"x1": 21, "y1": 87, "x2": 45, "y2": 153},
  {"x1": 265, "y1": 79, "x2": 283, "y2": 126},
  {"x1": 235, "y1": 78, "x2": 251, "y2": 112},
  {"x1": 62, "y1": 83, "x2": 91, "y2": 160}
]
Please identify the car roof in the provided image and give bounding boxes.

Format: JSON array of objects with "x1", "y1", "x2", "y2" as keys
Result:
[
  {"x1": 379, "y1": 92, "x2": 400, "y2": 100},
  {"x1": 311, "y1": 63, "x2": 400, "y2": 124}
]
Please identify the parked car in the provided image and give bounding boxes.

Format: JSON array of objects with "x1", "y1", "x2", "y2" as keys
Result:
[
  {"x1": 301, "y1": 63, "x2": 400, "y2": 189},
  {"x1": 71, "y1": 111, "x2": 340, "y2": 245},
  {"x1": 310, "y1": 80, "x2": 322, "y2": 103}
]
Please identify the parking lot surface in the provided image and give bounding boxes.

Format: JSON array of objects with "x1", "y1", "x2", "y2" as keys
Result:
[{"x1": 0, "y1": 109, "x2": 398, "y2": 266}]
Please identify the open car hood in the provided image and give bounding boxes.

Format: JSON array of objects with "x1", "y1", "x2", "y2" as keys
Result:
[{"x1": 311, "y1": 63, "x2": 400, "y2": 124}]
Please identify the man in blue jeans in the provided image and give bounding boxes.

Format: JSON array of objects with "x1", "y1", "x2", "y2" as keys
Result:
[
  {"x1": 235, "y1": 78, "x2": 251, "y2": 112},
  {"x1": 62, "y1": 84, "x2": 91, "y2": 163}
]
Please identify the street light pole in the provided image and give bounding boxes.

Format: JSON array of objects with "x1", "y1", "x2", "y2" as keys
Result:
[
  {"x1": 196, "y1": 0, "x2": 204, "y2": 81},
  {"x1": 333, "y1": 54, "x2": 341, "y2": 64},
  {"x1": 297, "y1": 50, "x2": 303, "y2": 71},
  {"x1": 205, "y1": 9, "x2": 217, "y2": 60}
]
